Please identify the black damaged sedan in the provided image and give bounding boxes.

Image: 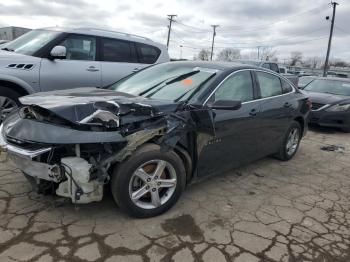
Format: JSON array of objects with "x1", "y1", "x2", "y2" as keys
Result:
[
  {"x1": 0, "y1": 62, "x2": 311, "y2": 217},
  {"x1": 303, "y1": 77, "x2": 350, "y2": 132}
]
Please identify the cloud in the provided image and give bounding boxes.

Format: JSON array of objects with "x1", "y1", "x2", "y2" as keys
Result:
[{"x1": 0, "y1": 0, "x2": 349, "y2": 61}]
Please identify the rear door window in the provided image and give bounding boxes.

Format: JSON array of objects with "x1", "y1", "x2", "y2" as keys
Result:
[
  {"x1": 256, "y1": 71, "x2": 283, "y2": 98},
  {"x1": 101, "y1": 38, "x2": 138, "y2": 63},
  {"x1": 136, "y1": 43, "x2": 161, "y2": 64}
]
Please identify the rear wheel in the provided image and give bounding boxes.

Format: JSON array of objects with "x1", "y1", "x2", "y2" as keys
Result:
[
  {"x1": 111, "y1": 144, "x2": 186, "y2": 218},
  {"x1": 341, "y1": 126, "x2": 350, "y2": 133},
  {"x1": 275, "y1": 121, "x2": 302, "y2": 161},
  {"x1": 0, "y1": 87, "x2": 21, "y2": 123}
]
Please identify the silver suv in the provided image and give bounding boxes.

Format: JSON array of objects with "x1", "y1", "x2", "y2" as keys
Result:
[{"x1": 0, "y1": 27, "x2": 169, "y2": 122}]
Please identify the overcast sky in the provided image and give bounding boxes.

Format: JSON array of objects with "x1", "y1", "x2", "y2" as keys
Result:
[{"x1": 1, "y1": 0, "x2": 349, "y2": 62}]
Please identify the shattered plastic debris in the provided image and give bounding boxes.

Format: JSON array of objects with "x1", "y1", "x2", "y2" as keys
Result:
[{"x1": 320, "y1": 145, "x2": 345, "y2": 153}]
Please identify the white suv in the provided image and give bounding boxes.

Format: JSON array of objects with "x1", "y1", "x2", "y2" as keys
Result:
[{"x1": 0, "y1": 27, "x2": 169, "y2": 122}]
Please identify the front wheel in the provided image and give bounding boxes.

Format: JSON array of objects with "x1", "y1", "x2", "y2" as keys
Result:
[
  {"x1": 341, "y1": 126, "x2": 350, "y2": 133},
  {"x1": 111, "y1": 144, "x2": 186, "y2": 218},
  {"x1": 0, "y1": 87, "x2": 21, "y2": 123},
  {"x1": 275, "y1": 121, "x2": 302, "y2": 161}
]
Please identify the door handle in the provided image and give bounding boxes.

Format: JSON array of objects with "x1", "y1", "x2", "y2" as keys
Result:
[
  {"x1": 132, "y1": 68, "x2": 140, "y2": 73},
  {"x1": 86, "y1": 66, "x2": 99, "y2": 72},
  {"x1": 249, "y1": 108, "x2": 258, "y2": 116},
  {"x1": 284, "y1": 102, "x2": 292, "y2": 108}
]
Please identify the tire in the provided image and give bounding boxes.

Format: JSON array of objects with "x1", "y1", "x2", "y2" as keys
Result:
[
  {"x1": 275, "y1": 121, "x2": 302, "y2": 161},
  {"x1": 341, "y1": 126, "x2": 350, "y2": 133},
  {"x1": 0, "y1": 86, "x2": 21, "y2": 123},
  {"x1": 111, "y1": 144, "x2": 186, "y2": 218}
]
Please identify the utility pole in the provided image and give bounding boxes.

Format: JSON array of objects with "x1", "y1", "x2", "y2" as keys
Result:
[
  {"x1": 210, "y1": 25, "x2": 219, "y2": 61},
  {"x1": 166, "y1": 15, "x2": 177, "y2": 49},
  {"x1": 257, "y1": 46, "x2": 262, "y2": 60},
  {"x1": 323, "y1": 2, "x2": 339, "y2": 77},
  {"x1": 179, "y1": 45, "x2": 183, "y2": 59}
]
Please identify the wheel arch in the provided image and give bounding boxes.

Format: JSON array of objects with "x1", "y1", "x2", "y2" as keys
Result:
[
  {"x1": 0, "y1": 80, "x2": 30, "y2": 97},
  {"x1": 293, "y1": 116, "x2": 305, "y2": 135},
  {"x1": 0, "y1": 74, "x2": 36, "y2": 97}
]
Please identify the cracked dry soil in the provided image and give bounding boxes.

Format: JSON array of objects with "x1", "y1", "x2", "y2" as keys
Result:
[{"x1": 0, "y1": 129, "x2": 350, "y2": 262}]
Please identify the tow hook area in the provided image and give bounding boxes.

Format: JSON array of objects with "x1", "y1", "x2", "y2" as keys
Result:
[{"x1": 56, "y1": 157, "x2": 104, "y2": 204}]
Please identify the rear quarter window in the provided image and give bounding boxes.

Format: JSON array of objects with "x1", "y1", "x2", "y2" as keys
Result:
[
  {"x1": 281, "y1": 79, "x2": 293, "y2": 93},
  {"x1": 256, "y1": 71, "x2": 283, "y2": 98},
  {"x1": 136, "y1": 43, "x2": 161, "y2": 64}
]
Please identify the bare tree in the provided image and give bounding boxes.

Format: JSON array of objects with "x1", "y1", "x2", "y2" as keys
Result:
[
  {"x1": 197, "y1": 49, "x2": 211, "y2": 61},
  {"x1": 216, "y1": 48, "x2": 241, "y2": 61},
  {"x1": 260, "y1": 47, "x2": 278, "y2": 62},
  {"x1": 330, "y1": 59, "x2": 348, "y2": 68},
  {"x1": 290, "y1": 51, "x2": 303, "y2": 66},
  {"x1": 241, "y1": 50, "x2": 257, "y2": 60},
  {"x1": 304, "y1": 56, "x2": 322, "y2": 69}
]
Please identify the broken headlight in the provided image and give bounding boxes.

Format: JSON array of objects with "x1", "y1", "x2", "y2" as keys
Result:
[
  {"x1": 326, "y1": 104, "x2": 350, "y2": 112},
  {"x1": 79, "y1": 110, "x2": 120, "y2": 128}
]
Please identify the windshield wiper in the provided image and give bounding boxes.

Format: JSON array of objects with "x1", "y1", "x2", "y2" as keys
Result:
[
  {"x1": 1, "y1": 47, "x2": 14, "y2": 52},
  {"x1": 175, "y1": 73, "x2": 216, "y2": 102},
  {"x1": 139, "y1": 70, "x2": 200, "y2": 97}
]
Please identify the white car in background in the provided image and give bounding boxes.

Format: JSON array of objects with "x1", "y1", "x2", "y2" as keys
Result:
[{"x1": 0, "y1": 27, "x2": 169, "y2": 122}]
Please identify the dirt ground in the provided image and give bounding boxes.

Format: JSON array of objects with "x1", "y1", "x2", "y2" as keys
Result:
[{"x1": 0, "y1": 127, "x2": 349, "y2": 262}]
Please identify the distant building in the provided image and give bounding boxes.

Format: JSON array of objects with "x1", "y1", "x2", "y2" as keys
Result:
[{"x1": 0, "y1": 26, "x2": 31, "y2": 41}]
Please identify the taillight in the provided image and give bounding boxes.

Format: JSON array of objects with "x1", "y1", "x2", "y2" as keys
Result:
[{"x1": 306, "y1": 99, "x2": 312, "y2": 111}]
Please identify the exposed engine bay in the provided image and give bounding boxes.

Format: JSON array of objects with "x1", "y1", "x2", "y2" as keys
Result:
[{"x1": 0, "y1": 88, "x2": 215, "y2": 204}]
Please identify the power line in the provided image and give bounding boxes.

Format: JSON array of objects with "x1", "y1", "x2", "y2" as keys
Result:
[
  {"x1": 173, "y1": 20, "x2": 210, "y2": 33},
  {"x1": 334, "y1": 24, "x2": 349, "y2": 34},
  {"x1": 214, "y1": 27, "x2": 328, "y2": 46},
  {"x1": 172, "y1": 34, "x2": 329, "y2": 51},
  {"x1": 219, "y1": 3, "x2": 329, "y2": 32}
]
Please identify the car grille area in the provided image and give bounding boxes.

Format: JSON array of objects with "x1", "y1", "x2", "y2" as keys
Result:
[
  {"x1": 311, "y1": 102, "x2": 325, "y2": 111},
  {"x1": 5, "y1": 136, "x2": 48, "y2": 151}
]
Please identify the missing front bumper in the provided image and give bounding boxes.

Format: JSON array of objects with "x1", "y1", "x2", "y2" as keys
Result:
[{"x1": 8, "y1": 154, "x2": 60, "y2": 182}]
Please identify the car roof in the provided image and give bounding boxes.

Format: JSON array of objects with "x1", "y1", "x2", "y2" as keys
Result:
[
  {"x1": 313, "y1": 76, "x2": 350, "y2": 82},
  {"x1": 166, "y1": 61, "x2": 262, "y2": 71},
  {"x1": 38, "y1": 27, "x2": 166, "y2": 49}
]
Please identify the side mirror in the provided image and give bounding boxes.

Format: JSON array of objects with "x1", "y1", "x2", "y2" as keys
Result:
[
  {"x1": 211, "y1": 100, "x2": 242, "y2": 110},
  {"x1": 50, "y1": 46, "x2": 66, "y2": 59}
]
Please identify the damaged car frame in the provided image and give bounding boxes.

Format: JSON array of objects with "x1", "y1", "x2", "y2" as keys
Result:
[{"x1": 0, "y1": 62, "x2": 310, "y2": 218}]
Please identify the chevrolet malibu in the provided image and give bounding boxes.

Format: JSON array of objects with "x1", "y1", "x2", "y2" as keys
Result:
[{"x1": 0, "y1": 62, "x2": 311, "y2": 218}]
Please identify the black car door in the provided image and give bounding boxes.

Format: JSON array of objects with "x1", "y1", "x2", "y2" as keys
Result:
[
  {"x1": 197, "y1": 70, "x2": 263, "y2": 177},
  {"x1": 254, "y1": 71, "x2": 295, "y2": 155}
]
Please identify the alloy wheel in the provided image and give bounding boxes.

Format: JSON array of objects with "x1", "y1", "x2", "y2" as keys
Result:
[
  {"x1": 0, "y1": 96, "x2": 17, "y2": 123},
  {"x1": 286, "y1": 128, "x2": 300, "y2": 156},
  {"x1": 129, "y1": 159, "x2": 177, "y2": 209}
]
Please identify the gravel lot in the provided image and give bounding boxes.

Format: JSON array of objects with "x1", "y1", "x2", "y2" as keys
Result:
[{"x1": 0, "y1": 128, "x2": 349, "y2": 262}]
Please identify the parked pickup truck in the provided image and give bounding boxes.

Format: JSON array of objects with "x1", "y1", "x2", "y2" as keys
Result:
[
  {"x1": 0, "y1": 27, "x2": 169, "y2": 122},
  {"x1": 237, "y1": 60, "x2": 299, "y2": 87}
]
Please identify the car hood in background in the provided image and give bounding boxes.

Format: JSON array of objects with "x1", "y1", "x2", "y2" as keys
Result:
[
  {"x1": 0, "y1": 50, "x2": 35, "y2": 60},
  {"x1": 303, "y1": 90, "x2": 350, "y2": 105}
]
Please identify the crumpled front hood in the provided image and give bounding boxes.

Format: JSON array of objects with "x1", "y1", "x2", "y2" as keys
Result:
[{"x1": 19, "y1": 87, "x2": 180, "y2": 127}]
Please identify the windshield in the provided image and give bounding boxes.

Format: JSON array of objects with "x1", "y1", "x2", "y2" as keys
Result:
[
  {"x1": 1, "y1": 30, "x2": 61, "y2": 55},
  {"x1": 304, "y1": 79, "x2": 350, "y2": 96},
  {"x1": 110, "y1": 63, "x2": 218, "y2": 102},
  {"x1": 298, "y1": 76, "x2": 315, "y2": 88}
]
